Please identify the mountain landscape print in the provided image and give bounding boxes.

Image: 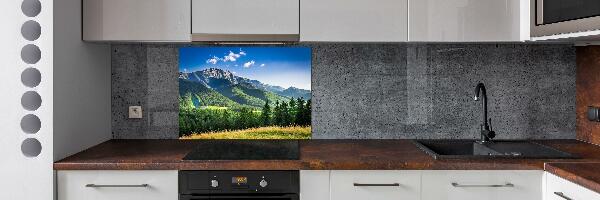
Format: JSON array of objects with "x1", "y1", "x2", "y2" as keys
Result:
[{"x1": 178, "y1": 47, "x2": 312, "y2": 139}]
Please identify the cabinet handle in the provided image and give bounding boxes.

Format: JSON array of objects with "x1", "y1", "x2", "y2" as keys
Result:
[
  {"x1": 451, "y1": 182, "x2": 514, "y2": 188},
  {"x1": 85, "y1": 184, "x2": 149, "y2": 188},
  {"x1": 553, "y1": 192, "x2": 573, "y2": 200},
  {"x1": 353, "y1": 183, "x2": 400, "y2": 187}
]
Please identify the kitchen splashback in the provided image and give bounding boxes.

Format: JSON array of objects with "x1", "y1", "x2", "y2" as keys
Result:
[
  {"x1": 112, "y1": 44, "x2": 576, "y2": 139},
  {"x1": 178, "y1": 47, "x2": 312, "y2": 139}
]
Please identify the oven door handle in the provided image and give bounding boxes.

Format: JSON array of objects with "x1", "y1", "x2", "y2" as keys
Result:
[
  {"x1": 180, "y1": 196, "x2": 209, "y2": 200},
  {"x1": 211, "y1": 196, "x2": 296, "y2": 199},
  {"x1": 181, "y1": 194, "x2": 298, "y2": 200}
]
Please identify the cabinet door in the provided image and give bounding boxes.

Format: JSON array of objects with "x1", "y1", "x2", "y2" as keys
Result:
[
  {"x1": 300, "y1": 170, "x2": 330, "y2": 200},
  {"x1": 545, "y1": 172, "x2": 600, "y2": 200},
  {"x1": 409, "y1": 0, "x2": 529, "y2": 42},
  {"x1": 300, "y1": 0, "x2": 408, "y2": 42},
  {"x1": 330, "y1": 170, "x2": 420, "y2": 200},
  {"x1": 82, "y1": 0, "x2": 191, "y2": 42},
  {"x1": 421, "y1": 170, "x2": 543, "y2": 200},
  {"x1": 57, "y1": 170, "x2": 178, "y2": 200},
  {"x1": 191, "y1": 0, "x2": 299, "y2": 41}
]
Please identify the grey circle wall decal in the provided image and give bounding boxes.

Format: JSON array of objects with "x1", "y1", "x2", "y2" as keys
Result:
[
  {"x1": 21, "y1": 20, "x2": 41, "y2": 41},
  {"x1": 21, "y1": 68, "x2": 41, "y2": 88},
  {"x1": 21, "y1": 44, "x2": 41, "y2": 64},
  {"x1": 21, "y1": 0, "x2": 41, "y2": 17},
  {"x1": 21, "y1": 138, "x2": 42, "y2": 157},
  {"x1": 20, "y1": 114, "x2": 41, "y2": 134},
  {"x1": 21, "y1": 91, "x2": 42, "y2": 111}
]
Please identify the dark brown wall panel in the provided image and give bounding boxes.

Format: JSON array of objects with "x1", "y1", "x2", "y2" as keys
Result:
[{"x1": 577, "y1": 46, "x2": 600, "y2": 145}]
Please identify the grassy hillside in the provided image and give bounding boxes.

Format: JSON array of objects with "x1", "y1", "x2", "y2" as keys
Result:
[
  {"x1": 178, "y1": 69, "x2": 311, "y2": 138},
  {"x1": 180, "y1": 79, "x2": 241, "y2": 108},
  {"x1": 180, "y1": 126, "x2": 311, "y2": 139},
  {"x1": 217, "y1": 84, "x2": 289, "y2": 108}
]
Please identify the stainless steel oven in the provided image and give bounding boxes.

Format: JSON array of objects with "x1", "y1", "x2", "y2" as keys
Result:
[
  {"x1": 179, "y1": 171, "x2": 299, "y2": 200},
  {"x1": 532, "y1": 0, "x2": 600, "y2": 37}
]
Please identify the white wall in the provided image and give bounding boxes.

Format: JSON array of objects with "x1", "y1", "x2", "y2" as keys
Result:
[
  {"x1": 0, "y1": 0, "x2": 54, "y2": 199},
  {"x1": 0, "y1": 0, "x2": 109, "y2": 198},
  {"x1": 53, "y1": 0, "x2": 112, "y2": 161}
]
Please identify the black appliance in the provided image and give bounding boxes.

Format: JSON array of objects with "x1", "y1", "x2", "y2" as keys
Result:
[
  {"x1": 536, "y1": 0, "x2": 600, "y2": 25},
  {"x1": 533, "y1": 0, "x2": 600, "y2": 37},
  {"x1": 182, "y1": 140, "x2": 300, "y2": 160},
  {"x1": 179, "y1": 171, "x2": 299, "y2": 200}
]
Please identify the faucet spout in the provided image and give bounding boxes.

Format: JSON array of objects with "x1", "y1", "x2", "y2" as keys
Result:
[{"x1": 474, "y1": 83, "x2": 495, "y2": 142}]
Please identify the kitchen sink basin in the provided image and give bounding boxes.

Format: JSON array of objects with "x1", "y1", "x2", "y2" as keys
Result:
[{"x1": 413, "y1": 140, "x2": 577, "y2": 159}]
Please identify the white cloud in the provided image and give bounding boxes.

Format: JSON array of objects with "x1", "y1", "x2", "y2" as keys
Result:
[
  {"x1": 243, "y1": 60, "x2": 256, "y2": 68},
  {"x1": 260, "y1": 64, "x2": 265, "y2": 67},
  {"x1": 206, "y1": 56, "x2": 220, "y2": 64},
  {"x1": 223, "y1": 51, "x2": 242, "y2": 62},
  {"x1": 206, "y1": 50, "x2": 247, "y2": 64}
]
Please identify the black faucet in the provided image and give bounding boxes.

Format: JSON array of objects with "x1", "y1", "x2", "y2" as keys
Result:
[{"x1": 474, "y1": 83, "x2": 495, "y2": 143}]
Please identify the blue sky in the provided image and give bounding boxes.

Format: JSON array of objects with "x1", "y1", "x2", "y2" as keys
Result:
[{"x1": 180, "y1": 47, "x2": 311, "y2": 90}]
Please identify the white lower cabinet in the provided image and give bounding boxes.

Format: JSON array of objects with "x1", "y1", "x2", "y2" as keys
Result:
[
  {"x1": 545, "y1": 172, "x2": 600, "y2": 200},
  {"x1": 57, "y1": 170, "x2": 600, "y2": 200},
  {"x1": 421, "y1": 170, "x2": 543, "y2": 200},
  {"x1": 330, "y1": 170, "x2": 421, "y2": 200},
  {"x1": 57, "y1": 170, "x2": 178, "y2": 200},
  {"x1": 301, "y1": 170, "x2": 331, "y2": 200}
]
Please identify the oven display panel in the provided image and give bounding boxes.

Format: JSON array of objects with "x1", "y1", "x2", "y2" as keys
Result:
[{"x1": 232, "y1": 176, "x2": 248, "y2": 186}]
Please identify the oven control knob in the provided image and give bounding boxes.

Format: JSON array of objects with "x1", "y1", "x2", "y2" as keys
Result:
[
  {"x1": 211, "y1": 180, "x2": 219, "y2": 188},
  {"x1": 259, "y1": 179, "x2": 268, "y2": 188}
]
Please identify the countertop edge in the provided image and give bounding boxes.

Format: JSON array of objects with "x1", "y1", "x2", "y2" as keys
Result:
[{"x1": 545, "y1": 162, "x2": 600, "y2": 194}]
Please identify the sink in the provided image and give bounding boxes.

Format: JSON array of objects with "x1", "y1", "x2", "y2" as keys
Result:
[
  {"x1": 412, "y1": 140, "x2": 501, "y2": 157},
  {"x1": 413, "y1": 140, "x2": 577, "y2": 160}
]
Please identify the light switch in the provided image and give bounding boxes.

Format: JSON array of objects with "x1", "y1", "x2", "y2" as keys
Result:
[{"x1": 129, "y1": 106, "x2": 143, "y2": 119}]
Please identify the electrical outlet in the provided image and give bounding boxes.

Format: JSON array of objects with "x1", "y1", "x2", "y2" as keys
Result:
[{"x1": 129, "y1": 106, "x2": 143, "y2": 119}]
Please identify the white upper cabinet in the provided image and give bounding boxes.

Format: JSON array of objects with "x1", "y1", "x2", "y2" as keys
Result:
[
  {"x1": 80, "y1": 0, "x2": 532, "y2": 42},
  {"x1": 191, "y1": 0, "x2": 300, "y2": 41},
  {"x1": 409, "y1": 0, "x2": 530, "y2": 42},
  {"x1": 300, "y1": 0, "x2": 408, "y2": 42},
  {"x1": 82, "y1": 0, "x2": 191, "y2": 42}
]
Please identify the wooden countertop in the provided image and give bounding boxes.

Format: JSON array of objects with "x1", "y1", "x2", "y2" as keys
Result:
[
  {"x1": 54, "y1": 139, "x2": 600, "y2": 194},
  {"x1": 54, "y1": 139, "x2": 600, "y2": 171},
  {"x1": 545, "y1": 162, "x2": 600, "y2": 194}
]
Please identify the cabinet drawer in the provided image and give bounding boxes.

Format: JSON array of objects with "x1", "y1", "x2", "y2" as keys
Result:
[
  {"x1": 330, "y1": 170, "x2": 420, "y2": 200},
  {"x1": 57, "y1": 170, "x2": 178, "y2": 200},
  {"x1": 421, "y1": 170, "x2": 543, "y2": 200},
  {"x1": 545, "y1": 172, "x2": 600, "y2": 200}
]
